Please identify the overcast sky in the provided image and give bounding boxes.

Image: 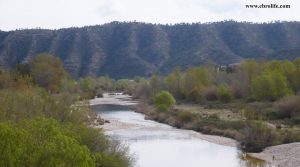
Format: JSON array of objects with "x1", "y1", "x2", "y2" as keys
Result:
[{"x1": 0, "y1": 0, "x2": 299, "y2": 31}]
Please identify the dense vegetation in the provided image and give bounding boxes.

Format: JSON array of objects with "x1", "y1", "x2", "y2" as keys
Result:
[
  {"x1": 132, "y1": 59, "x2": 300, "y2": 152},
  {"x1": 1, "y1": 21, "x2": 300, "y2": 78},
  {"x1": 0, "y1": 54, "x2": 133, "y2": 167}
]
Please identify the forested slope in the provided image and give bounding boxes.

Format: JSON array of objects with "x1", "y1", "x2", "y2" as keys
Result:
[{"x1": 1, "y1": 21, "x2": 300, "y2": 78}]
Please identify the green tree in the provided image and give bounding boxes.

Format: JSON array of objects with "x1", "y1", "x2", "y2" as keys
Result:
[
  {"x1": 150, "y1": 75, "x2": 161, "y2": 95},
  {"x1": 98, "y1": 75, "x2": 113, "y2": 91},
  {"x1": 291, "y1": 58, "x2": 300, "y2": 93},
  {"x1": 79, "y1": 77, "x2": 97, "y2": 92},
  {"x1": 165, "y1": 67, "x2": 184, "y2": 99},
  {"x1": 0, "y1": 123, "x2": 27, "y2": 167},
  {"x1": 183, "y1": 67, "x2": 211, "y2": 101},
  {"x1": 251, "y1": 70, "x2": 292, "y2": 101},
  {"x1": 154, "y1": 91, "x2": 176, "y2": 111},
  {"x1": 30, "y1": 54, "x2": 66, "y2": 93},
  {"x1": 238, "y1": 60, "x2": 260, "y2": 82}
]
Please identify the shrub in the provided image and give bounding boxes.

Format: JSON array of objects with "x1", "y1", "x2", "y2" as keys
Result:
[
  {"x1": 30, "y1": 54, "x2": 66, "y2": 93},
  {"x1": 154, "y1": 91, "x2": 176, "y2": 111},
  {"x1": 250, "y1": 71, "x2": 292, "y2": 101},
  {"x1": 178, "y1": 111, "x2": 194, "y2": 124},
  {"x1": 217, "y1": 84, "x2": 232, "y2": 103},
  {"x1": 243, "y1": 107, "x2": 258, "y2": 120},
  {"x1": 203, "y1": 86, "x2": 218, "y2": 101},
  {"x1": 0, "y1": 119, "x2": 95, "y2": 167},
  {"x1": 274, "y1": 95, "x2": 300, "y2": 118},
  {"x1": 279, "y1": 129, "x2": 300, "y2": 144},
  {"x1": 239, "y1": 122, "x2": 276, "y2": 152},
  {"x1": 187, "y1": 87, "x2": 202, "y2": 102},
  {"x1": 230, "y1": 81, "x2": 247, "y2": 99}
]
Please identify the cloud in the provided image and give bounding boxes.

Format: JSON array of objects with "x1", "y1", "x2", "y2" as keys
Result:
[
  {"x1": 0, "y1": 0, "x2": 299, "y2": 30},
  {"x1": 97, "y1": 0, "x2": 117, "y2": 16}
]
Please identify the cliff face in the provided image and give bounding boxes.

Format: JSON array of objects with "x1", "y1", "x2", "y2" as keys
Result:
[{"x1": 1, "y1": 21, "x2": 300, "y2": 78}]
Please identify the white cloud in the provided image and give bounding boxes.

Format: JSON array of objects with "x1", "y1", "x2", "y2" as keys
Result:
[{"x1": 0, "y1": 0, "x2": 299, "y2": 31}]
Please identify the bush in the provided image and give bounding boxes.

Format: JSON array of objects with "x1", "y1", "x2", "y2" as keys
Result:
[
  {"x1": 30, "y1": 54, "x2": 66, "y2": 93},
  {"x1": 203, "y1": 86, "x2": 218, "y2": 101},
  {"x1": 154, "y1": 91, "x2": 176, "y2": 111},
  {"x1": 250, "y1": 71, "x2": 292, "y2": 101},
  {"x1": 217, "y1": 84, "x2": 232, "y2": 103},
  {"x1": 274, "y1": 95, "x2": 300, "y2": 118},
  {"x1": 239, "y1": 122, "x2": 276, "y2": 152},
  {"x1": 0, "y1": 119, "x2": 95, "y2": 167},
  {"x1": 178, "y1": 111, "x2": 194, "y2": 124},
  {"x1": 243, "y1": 106, "x2": 259, "y2": 120},
  {"x1": 187, "y1": 88, "x2": 202, "y2": 102},
  {"x1": 279, "y1": 129, "x2": 300, "y2": 144}
]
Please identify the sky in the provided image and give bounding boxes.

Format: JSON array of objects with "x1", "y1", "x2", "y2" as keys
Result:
[{"x1": 0, "y1": 0, "x2": 299, "y2": 31}]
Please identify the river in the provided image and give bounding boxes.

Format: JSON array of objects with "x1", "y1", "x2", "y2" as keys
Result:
[{"x1": 90, "y1": 95, "x2": 271, "y2": 167}]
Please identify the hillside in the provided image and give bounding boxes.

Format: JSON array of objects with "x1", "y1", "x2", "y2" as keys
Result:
[{"x1": 1, "y1": 21, "x2": 300, "y2": 78}]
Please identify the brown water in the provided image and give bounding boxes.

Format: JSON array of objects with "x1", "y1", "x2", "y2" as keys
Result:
[{"x1": 93, "y1": 105, "x2": 271, "y2": 167}]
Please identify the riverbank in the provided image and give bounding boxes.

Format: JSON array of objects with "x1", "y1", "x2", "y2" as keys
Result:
[
  {"x1": 248, "y1": 143, "x2": 300, "y2": 167},
  {"x1": 103, "y1": 118, "x2": 300, "y2": 166},
  {"x1": 92, "y1": 94, "x2": 300, "y2": 166},
  {"x1": 91, "y1": 94, "x2": 237, "y2": 147},
  {"x1": 101, "y1": 118, "x2": 237, "y2": 147},
  {"x1": 134, "y1": 102, "x2": 300, "y2": 166}
]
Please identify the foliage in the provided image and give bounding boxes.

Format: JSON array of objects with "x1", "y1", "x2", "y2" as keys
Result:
[
  {"x1": 30, "y1": 54, "x2": 66, "y2": 93},
  {"x1": 217, "y1": 84, "x2": 232, "y2": 103},
  {"x1": 178, "y1": 111, "x2": 194, "y2": 124},
  {"x1": 0, "y1": 56, "x2": 133, "y2": 167},
  {"x1": 203, "y1": 86, "x2": 218, "y2": 101},
  {"x1": 165, "y1": 68, "x2": 184, "y2": 99},
  {"x1": 251, "y1": 70, "x2": 291, "y2": 101},
  {"x1": 274, "y1": 95, "x2": 300, "y2": 118},
  {"x1": 183, "y1": 67, "x2": 210, "y2": 100},
  {"x1": 0, "y1": 119, "x2": 94, "y2": 167},
  {"x1": 154, "y1": 91, "x2": 176, "y2": 111},
  {"x1": 239, "y1": 122, "x2": 276, "y2": 152}
]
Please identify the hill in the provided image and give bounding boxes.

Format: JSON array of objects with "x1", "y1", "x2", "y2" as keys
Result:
[{"x1": 1, "y1": 21, "x2": 300, "y2": 78}]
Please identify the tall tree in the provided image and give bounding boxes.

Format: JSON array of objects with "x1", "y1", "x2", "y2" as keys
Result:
[{"x1": 30, "y1": 54, "x2": 66, "y2": 93}]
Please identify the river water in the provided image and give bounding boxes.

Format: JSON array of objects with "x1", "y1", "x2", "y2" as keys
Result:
[{"x1": 92, "y1": 104, "x2": 269, "y2": 167}]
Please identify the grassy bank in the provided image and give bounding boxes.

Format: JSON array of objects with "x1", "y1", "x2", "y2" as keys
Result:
[{"x1": 135, "y1": 101, "x2": 300, "y2": 153}]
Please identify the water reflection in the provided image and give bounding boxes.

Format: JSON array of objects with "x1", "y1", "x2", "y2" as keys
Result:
[
  {"x1": 94, "y1": 106, "x2": 269, "y2": 167},
  {"x1": 239, "y1": 154, "x2": 273, "y2": 167}
]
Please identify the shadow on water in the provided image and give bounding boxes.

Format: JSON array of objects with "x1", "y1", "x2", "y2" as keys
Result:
[{"x1": 93, "y1": 104, "x2": 271, "y2": 167}]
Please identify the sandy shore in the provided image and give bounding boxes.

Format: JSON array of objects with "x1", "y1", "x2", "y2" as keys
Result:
[
  {"x1": 91, "y1": 93, "x2": 300, "y2": 166},
  {"x1": 90, "y1": 93, "x2": 138, "y2": 106},
  {"x1": 99, "y1": 118, "x2": 238, "y2": 147},
  {"x1": 248, "y1": 143, "x2": 300, "y2": 167},
  {"x1": 191, "y1": 131, "x2": 237, "y2": 147}
]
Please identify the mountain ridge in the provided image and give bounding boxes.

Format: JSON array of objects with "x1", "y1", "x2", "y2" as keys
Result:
[{"x1": 1, "y1": 21, "x2": 300, "y2": 78}]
